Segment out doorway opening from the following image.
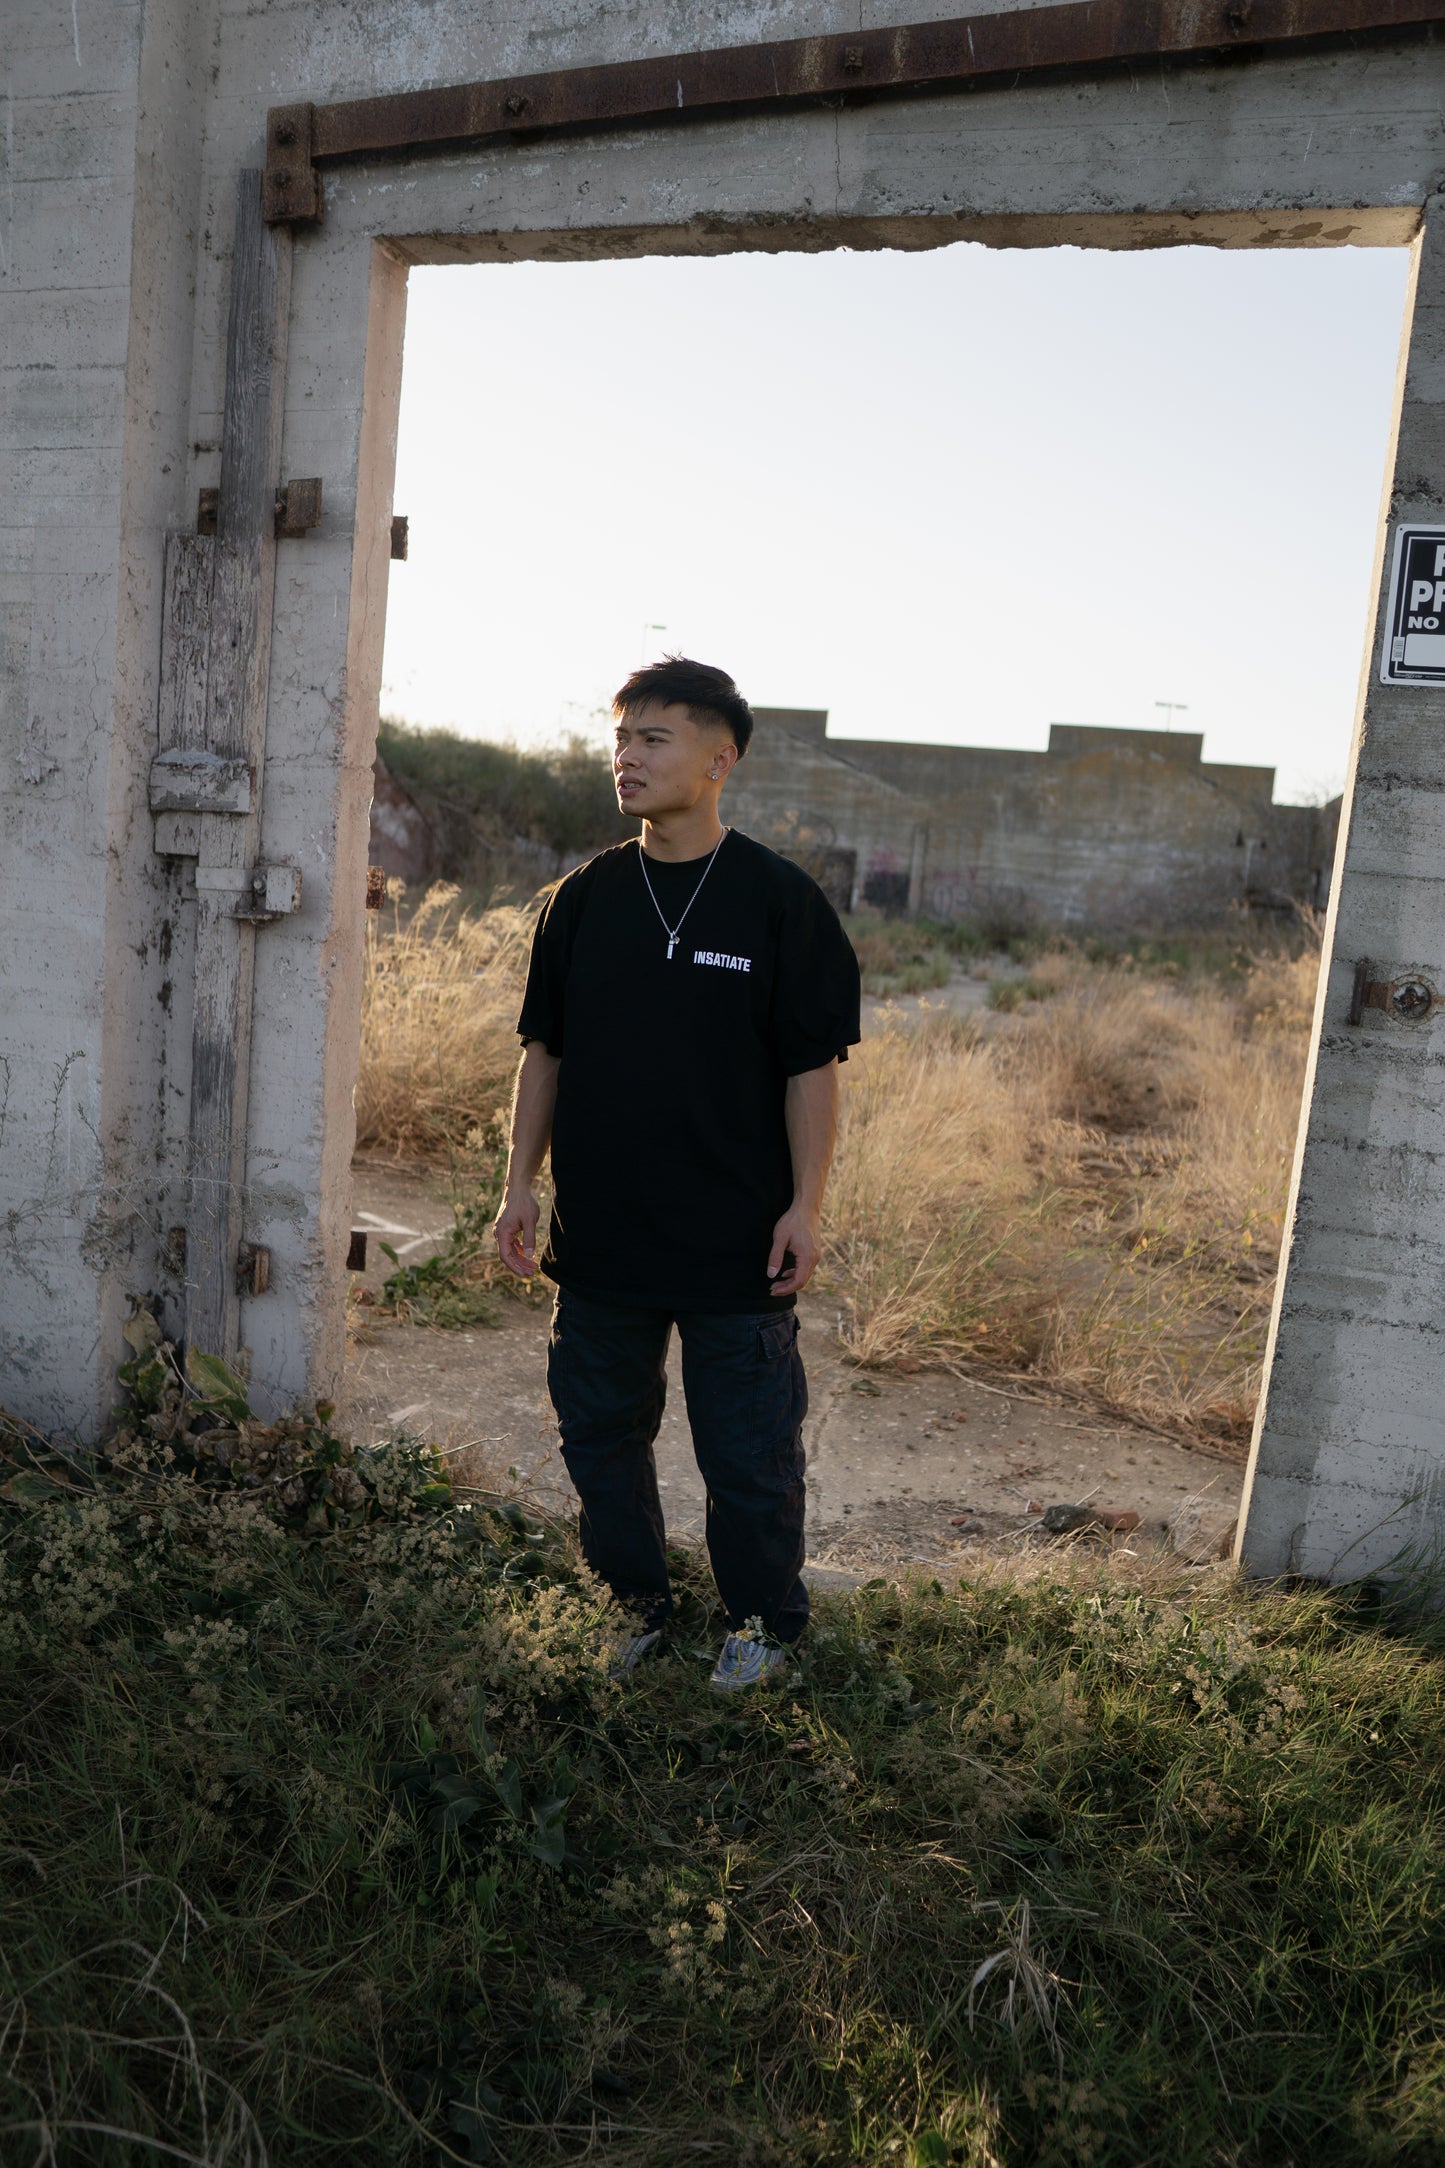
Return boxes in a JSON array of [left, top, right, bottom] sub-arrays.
[[346, 233, 1409, 1571]]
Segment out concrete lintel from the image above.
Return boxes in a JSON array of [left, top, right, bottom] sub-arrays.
[[398, 206, 1422, 264]]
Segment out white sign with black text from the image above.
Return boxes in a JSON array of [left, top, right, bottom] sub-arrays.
[[1382, 525, 1445, 685]]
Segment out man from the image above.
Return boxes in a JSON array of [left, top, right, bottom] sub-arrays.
[[493, 657, 860, 1690]]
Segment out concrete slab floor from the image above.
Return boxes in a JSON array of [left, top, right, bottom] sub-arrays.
[[342, 1160, 1243, 1576]]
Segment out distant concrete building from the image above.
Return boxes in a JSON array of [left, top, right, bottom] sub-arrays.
[[728, 711, 1338, 929]]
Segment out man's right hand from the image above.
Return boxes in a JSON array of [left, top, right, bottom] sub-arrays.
[[494, 1186, 541, 1278]]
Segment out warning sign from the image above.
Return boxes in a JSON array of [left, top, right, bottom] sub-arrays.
[[1382, 526, 1445, 685]]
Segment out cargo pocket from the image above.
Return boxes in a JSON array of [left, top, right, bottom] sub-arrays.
[[758, 1313, 798, 1365], [755, 1311, 807, 1473]]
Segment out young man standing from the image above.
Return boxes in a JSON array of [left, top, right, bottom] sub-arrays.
[[493, 658, 860, 1690]]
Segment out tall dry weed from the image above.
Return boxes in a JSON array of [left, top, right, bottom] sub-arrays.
[[355, 884, 532, 1161], [356, 895, 1317, 1446], [831, 948, 1317, 1444]]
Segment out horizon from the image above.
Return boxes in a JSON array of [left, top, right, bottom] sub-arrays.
[[380, 238, 1409, 809], [378, 706, 1344, 809]]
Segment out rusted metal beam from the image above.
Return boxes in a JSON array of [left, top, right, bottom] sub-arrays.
[[264, 0, 1442, 222]]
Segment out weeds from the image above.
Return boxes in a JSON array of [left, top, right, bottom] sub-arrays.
[[356, 884, 535, 1163], [4, 1342, 1445, 2164], [374, 1129, 535, 1328], [985, 976, 1054, 1014], [378, 719, 630, 879], [355, 887, 1318, 1443], [829, 949, 1317, 1443], [842, 918, 983, 997]]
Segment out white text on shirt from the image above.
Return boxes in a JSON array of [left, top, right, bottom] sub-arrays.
[[693, 950, 752, 972]]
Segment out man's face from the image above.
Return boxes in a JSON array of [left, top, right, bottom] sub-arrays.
[[612, 700, 730, 819]]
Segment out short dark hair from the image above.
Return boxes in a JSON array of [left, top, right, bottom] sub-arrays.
[[612, 655, 754, 759]]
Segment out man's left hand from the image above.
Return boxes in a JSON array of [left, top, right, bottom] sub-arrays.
[[767, 1205, 821, 1296]]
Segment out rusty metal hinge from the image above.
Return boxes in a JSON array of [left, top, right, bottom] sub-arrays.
[[390, 515, 409, 561], [1348, 960, 1438, 1025], [237, 1242, 271, 1298]]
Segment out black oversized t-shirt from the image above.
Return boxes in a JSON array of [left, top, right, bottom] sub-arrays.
[[515, 830, 861, 1312]]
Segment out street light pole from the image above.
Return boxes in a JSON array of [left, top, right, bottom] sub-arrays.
[[640, 622, 667, 666], [1155, 699, 1189, 733]]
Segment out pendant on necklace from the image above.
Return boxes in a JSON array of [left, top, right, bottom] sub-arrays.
[[666, 936, 676, 960]]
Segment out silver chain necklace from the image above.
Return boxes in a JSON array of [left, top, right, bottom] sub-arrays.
[[638, 828, 729, 960]]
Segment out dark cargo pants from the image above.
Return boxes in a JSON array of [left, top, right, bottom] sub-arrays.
[[546, 1287, 809, 1644]]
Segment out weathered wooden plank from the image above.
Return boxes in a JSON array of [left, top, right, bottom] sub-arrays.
[[206, 169, 292, 768], [217, 173, 291, 550], [156, 531, 213, 756], [183, 170, 293, 1365], [153, 812, 201, 856], [203, 539, 265, 772], [186, 871, 259, 1360]]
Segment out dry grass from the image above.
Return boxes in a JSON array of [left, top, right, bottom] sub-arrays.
[[831, 948, 1318, 1445], [355, 887, 1320, 1448], [355, 883, 535, 1162]]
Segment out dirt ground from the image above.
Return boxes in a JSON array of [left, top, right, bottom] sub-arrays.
[[342, 1159, 1244, 1578]]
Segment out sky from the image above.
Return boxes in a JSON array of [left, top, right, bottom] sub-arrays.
[[379, 240, 1412, 805]]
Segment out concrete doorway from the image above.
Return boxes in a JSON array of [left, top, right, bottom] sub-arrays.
[[6, 2, 1444, 1586]]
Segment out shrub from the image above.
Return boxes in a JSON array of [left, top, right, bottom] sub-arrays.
[[828, 952, 1314, 1442], [4, 1341, 1445, 2165], [378, 720, 630, 871]]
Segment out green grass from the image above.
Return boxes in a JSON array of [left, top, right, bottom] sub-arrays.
[[841, 915, 1324, 1005], [1078, 919, 1323, 987], [842, 918, 988, 997], [4, 1333, 1445, 2164], [985, 976, 1056, 1014]]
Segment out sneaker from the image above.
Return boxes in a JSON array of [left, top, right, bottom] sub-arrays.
[[709, 1633, 791, 1693], [609, 1628, 663, 1681]]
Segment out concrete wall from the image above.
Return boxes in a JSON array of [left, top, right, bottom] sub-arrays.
[[1, 0, 210, 1433], [730, 710, 1335, 927], [2, 0, 1440, 1467], [1239, 210, 1445, 1585]]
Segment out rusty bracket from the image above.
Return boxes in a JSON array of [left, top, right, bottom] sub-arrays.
[[390, 515, 409, 561], [197, 478, 323, 537], [276, 476, 324, 536], [264, 103, 321, 223], [262, 0, 1445, 226], [346, 1229, 369, 1271], [237, 1242, 271, 1298], [1348, 959, 1438, 1023], [234, 864, 303, 924], [365, 866, 388, 910]]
